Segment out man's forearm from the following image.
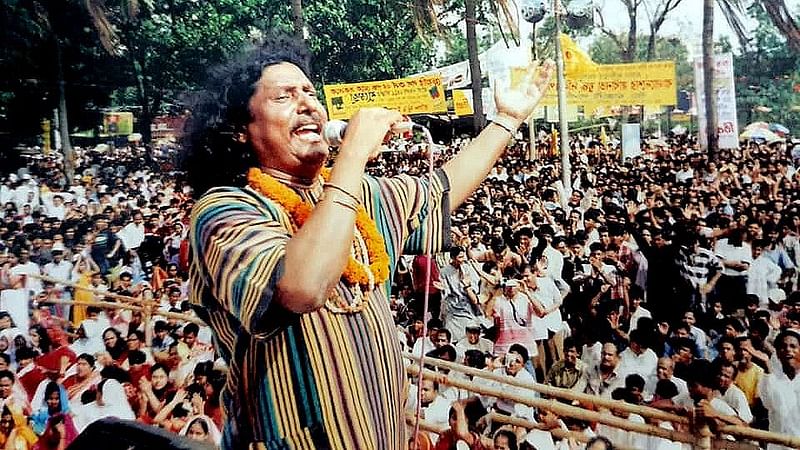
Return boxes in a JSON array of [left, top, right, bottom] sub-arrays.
[[278, 153, 366, 313]]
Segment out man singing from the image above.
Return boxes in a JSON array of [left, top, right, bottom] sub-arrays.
[[186, 34, 553, 449]]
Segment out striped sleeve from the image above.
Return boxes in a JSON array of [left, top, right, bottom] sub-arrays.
[[189, 187, 295, 338], [368, 168, 451, 258]]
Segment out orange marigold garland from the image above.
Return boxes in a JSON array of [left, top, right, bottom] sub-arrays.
[[246, 167, 390, 307]]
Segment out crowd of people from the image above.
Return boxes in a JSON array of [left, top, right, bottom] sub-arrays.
[[0, 146, 222, 449], [390, 133, 800, 450], [0, 128, 799, 450]]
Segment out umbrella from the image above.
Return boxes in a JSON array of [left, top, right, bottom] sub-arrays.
[[769, 123, 790, 135], [740, 128, 783, 142], [744, 121, 770, 131]]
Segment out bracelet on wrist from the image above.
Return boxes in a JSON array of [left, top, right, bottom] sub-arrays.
[[491, 115, 519, 135], [323, 182, 360, 204]]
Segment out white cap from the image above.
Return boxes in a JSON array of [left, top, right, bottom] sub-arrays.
[[769, 288, 787, 303]]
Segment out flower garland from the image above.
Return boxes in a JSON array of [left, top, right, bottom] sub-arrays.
[[247, 167, 390, 307]]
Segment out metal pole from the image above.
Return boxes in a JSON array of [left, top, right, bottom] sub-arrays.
[[529, 24, 537, 161], [554, 0, 571, 188]]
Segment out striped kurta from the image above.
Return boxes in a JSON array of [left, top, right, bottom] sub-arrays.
[[189, 169, 451, 450]]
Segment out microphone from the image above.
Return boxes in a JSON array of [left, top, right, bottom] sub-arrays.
[[323, 119, 416, 147]]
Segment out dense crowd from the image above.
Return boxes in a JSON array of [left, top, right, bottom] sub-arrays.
[[0, 130, 799, 450], [390, 133, 800, 450], [0, 146, 221, 449]]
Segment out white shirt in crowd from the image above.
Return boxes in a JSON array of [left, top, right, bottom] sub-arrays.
[[714, 239, 752, 277], [618, 347, 658, 379], [758, 364, 800, 450], [747, 255, 781, 307], [720, 384, 753, 424]]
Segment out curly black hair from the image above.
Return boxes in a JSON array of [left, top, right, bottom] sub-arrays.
[[182, 32, 312, 197]]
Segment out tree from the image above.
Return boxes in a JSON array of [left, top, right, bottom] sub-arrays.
[[595, 0, 687, 63], [734, 2, 800, 130], [758, 0, 800, 52], [413, 0, 520, 133], [0, 0, 112, 182], [643, 0, 685, 61]]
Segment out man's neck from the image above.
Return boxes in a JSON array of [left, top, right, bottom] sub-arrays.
[[260, 166, 319, 188]]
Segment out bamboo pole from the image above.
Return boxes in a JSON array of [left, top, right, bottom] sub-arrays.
[[404, 352, 689, 425], [407, 364, 696, 444], [38, 298, 203, 325], [487, 413, 637, 450], [30, 274, 159, 306], [404, 414, 448, 434], [718, 424, 800, 449]]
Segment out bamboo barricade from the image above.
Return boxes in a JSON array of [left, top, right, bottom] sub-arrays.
[[488, 413, 637, 450], [404, 414, 448, 434], [30, 274, 159, 306], [406, 357, 800, 449], [402, 414, 612, 449], [38, 298, 204, 325], [406, 364, 696, 444], [717, 424, 800, 449], [403, 352, 689, 426]]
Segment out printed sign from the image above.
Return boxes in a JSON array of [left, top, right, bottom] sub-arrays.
[[323, 75, 447, 120], [694, 53, 739, 149]]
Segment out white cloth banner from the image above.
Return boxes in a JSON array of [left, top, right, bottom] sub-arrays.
[[694, 53, 739, 149], [622, 123, 642, 160]]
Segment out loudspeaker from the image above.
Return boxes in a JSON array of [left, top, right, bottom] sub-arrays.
[[67, 418, 215, 450]]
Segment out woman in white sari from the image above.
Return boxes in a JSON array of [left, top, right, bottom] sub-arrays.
[[180, 415, 222, 447], [71, 378, 135, 432]]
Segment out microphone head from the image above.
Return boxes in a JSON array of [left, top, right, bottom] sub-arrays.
[[323, 120, 348, 147]]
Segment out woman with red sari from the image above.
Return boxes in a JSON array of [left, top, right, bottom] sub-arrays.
[[100, 328, 128, 367], [61, 354, 100, 405], [31, 326, 76, 380]]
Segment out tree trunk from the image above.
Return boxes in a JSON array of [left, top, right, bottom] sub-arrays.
[[465, 0, 484, 134], [54, 35, 75, 183], [624, 6, 638, 62], [291, 0, 304, 40], [133, 57, 153, 144], [702, 0, 718, 157], [646, 28, 657, 61]]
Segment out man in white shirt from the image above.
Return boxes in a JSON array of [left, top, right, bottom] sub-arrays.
[[618, 329, 657, 379], [42, 248, 73, 300], [757, 330, 800, 450], [747, 239, 782, 308], [407, 379, 453, 445], [14, 248, 42, 295], [687, 360, 747, 428], [714, 231, 752, 312], [715, 359, 753, 424], [454, 321, 493, 363], [627, 289, 651, 332], [117, 211, 146, 251], [645, 357, 688, 401], [491, 344, 536, 422], [583, 342, 627, 398]]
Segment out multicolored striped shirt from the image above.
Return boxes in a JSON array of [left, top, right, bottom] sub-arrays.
[[189, 169, 451, 450]]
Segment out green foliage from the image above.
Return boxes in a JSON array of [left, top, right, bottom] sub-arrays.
[[304, 0, 434, 82], [2, 0, 437, 144], [734, 2, 800, 131]]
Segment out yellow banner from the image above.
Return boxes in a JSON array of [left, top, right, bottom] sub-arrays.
[[514, 61, 677, 109], [453, 90, 473, 116], [323, 75, 447, 120]]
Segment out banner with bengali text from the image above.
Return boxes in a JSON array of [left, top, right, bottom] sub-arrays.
[[323, 75, 447, 120], [512, 61, 677, 109]]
